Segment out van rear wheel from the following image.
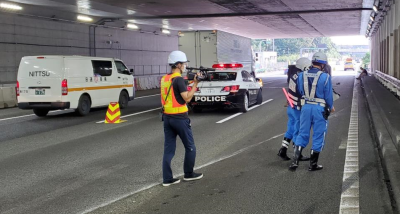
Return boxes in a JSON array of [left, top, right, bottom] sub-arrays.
[[33, 109, 49, 117], [76, 95, 91, 116], [119, 91, 129, 109]]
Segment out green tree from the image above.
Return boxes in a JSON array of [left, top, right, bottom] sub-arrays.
[[252, 37, 341, 61], [362, 52, 371, 68]]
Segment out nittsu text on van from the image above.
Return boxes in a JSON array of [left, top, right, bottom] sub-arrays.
[[29, 71, 51, 77]]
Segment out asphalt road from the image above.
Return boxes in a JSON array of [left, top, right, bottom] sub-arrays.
[[0, 73, 394, 214]]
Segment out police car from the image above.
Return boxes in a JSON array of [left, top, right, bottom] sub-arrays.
[[188, 63, 263, 113]]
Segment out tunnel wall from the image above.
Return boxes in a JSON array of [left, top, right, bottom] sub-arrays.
[[371, 1, 400, 80], [0, 13, 178, 85]]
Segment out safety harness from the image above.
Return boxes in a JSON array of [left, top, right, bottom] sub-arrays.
[[288, 73, 301, 110], [301, 70, 326, 107]]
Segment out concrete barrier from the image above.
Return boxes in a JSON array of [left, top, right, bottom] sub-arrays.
[[134, 75, 163, 91], [1, 87, 17, 108], [0, 88, 5, 109]]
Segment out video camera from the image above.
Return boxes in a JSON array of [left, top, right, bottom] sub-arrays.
[[187, 66, 215, 81]]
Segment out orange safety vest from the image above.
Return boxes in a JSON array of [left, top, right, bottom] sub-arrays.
[[161, 72, 188, 114]]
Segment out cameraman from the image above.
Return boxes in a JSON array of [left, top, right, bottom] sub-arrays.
[[161, 50, 203, 187]]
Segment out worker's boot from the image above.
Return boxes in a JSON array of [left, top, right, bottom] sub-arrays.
[[289, 145, 303, 171], [299, 152, 310, 161], [291, 141, 310, 161], [308, 150, 323, 171], [277, 137, 291, 161]]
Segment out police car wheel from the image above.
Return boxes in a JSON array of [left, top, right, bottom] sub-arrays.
[[240, 94, 249, 113], [119, 91, 129, 109], [256, 89, 263, 105], [33, 109, 49, 117], [76, 95, 91, 116]]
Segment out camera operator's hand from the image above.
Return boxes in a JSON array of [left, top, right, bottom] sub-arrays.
[[193, 74, 200, 84]]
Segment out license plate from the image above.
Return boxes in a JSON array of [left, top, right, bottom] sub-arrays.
[[204, 88, 214, 93], [194, 96, 226, 102], [35, 89, 45, 95]]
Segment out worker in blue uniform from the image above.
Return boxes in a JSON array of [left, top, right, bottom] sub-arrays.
[[289, 52, 335, 171], [278, 58, 312, 162]]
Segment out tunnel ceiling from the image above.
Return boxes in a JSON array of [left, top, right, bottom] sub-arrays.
[[5, 0, 374, 38]]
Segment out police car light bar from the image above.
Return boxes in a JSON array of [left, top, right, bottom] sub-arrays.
[[212, 64, 243, 69]]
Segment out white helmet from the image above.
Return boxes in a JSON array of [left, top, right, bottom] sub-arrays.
[[311, 52, 328, 65], [295, 57, 312, 71], [168, 50, 188, 65]]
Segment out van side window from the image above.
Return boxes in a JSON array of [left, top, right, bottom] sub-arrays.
[[92, 60, 112, 77], [115, 61, 130, 75]]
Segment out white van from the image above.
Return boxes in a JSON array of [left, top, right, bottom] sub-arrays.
[[17, 56, 135, 117]]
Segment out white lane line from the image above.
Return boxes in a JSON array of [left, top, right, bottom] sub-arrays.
[[216, 99, 273, 124], [79, 133, 284, 214], [339, 78, 359, 214], [96, 107, 161, 123], [135, 94, 160, 99], [0, 110, 65, 122], [0, 94, 159, 123], [216, 113, 243, 124]]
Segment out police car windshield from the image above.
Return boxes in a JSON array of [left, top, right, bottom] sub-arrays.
[[208, 72, 237, 81]]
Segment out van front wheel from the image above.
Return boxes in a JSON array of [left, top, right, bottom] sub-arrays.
[[76, 95, 91, 116], [119, 91, 129, 109], [33, 109, 49, 117]]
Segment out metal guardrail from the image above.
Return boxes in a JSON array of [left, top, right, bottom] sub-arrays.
[[374, 70, 400, 96], [130, 65, 169, 76]]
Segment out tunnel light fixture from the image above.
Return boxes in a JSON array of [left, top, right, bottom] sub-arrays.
[[370, 15, 375, 21], [162, 29, 171, 34], [0, 2, 22, 10], [162, 25, 169, 29], [77, 15, 93, 22], [373, 5, 379, 12], [127, 23, 139, 29]]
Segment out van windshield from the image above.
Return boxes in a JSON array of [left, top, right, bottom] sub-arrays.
[[208, 72, 237, 81]]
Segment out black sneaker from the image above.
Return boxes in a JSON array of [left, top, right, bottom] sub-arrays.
[[183, 172, 203, 181], [162, 178, 180, 187]]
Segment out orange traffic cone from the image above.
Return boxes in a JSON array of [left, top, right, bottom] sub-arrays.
[[105, 102, 121, 124]]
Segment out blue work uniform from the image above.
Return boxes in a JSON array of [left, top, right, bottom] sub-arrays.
[[284, 73, 302, 144], [295, 67, 333, 152]]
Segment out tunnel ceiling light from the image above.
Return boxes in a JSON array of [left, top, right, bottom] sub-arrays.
[[77, 15, 93, 22], [162, 29, 170, 34], [127, 23, 139, 29], [373, 5, 379, 12], [162, 25, 169, 29], [370, 15, 375, 21], [0, 2, 22, 10]]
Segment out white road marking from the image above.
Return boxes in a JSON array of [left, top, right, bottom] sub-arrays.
[[135, 94, 160, 99], [0, 94, 159, 123], [79, 133, 284, 214], [0, 110, 65, 122], [339, 78, 359, 214], [216, 113, 242, 124], [216, 99, 273, 124], [96, 107, 161, 123]]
